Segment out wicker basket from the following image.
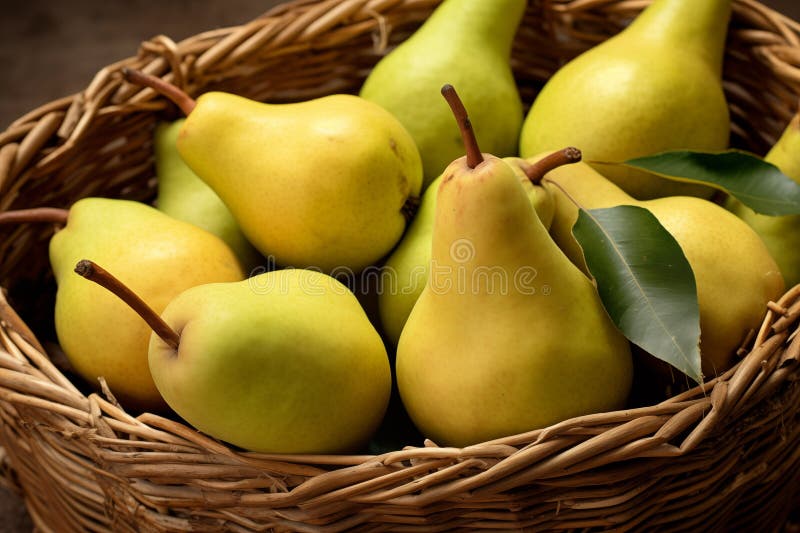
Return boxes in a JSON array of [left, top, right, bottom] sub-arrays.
[[1, 0, 799, 530]]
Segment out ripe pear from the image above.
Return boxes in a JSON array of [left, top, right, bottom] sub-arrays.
[[379, 158, 557, 346], [360, 0, 526, 187], [155, 120, 262, 271], [396, 87, 632, 446], [397, 155, 633, 446], [505, 156, 558, 230], [726, 112, 800, 286], [77, 261, 391, 454], [520, 0, 733, 199], [49, 199, 244, 410], [124, 69, 422, 274], [542, 162, 785, 377]]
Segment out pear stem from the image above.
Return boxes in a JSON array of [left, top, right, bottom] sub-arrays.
[[441, 84, 483, 169], [0, 207, 69, 226], [74, 259, 181, 351], [401, 195, 421, 222], [521, 147, 583, 184], [122, 68, 196, 115]]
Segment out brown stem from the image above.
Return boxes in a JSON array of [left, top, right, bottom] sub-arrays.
[[122, 68, 196, 115], [74, 259, 181, 351], [0, 207, 69, 226], [440, 84, 483, 169], [401, 195, 421, 223], [521, 147, 583, 184]]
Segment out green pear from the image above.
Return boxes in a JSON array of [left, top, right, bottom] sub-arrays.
[[543, 162, 785, 377], [91, 266, 389, 454], [396, 155, 632, 446], [360, 0, 526, 187], [726, 112, 800, 286], [520, 0, 733, 199], [122, 69, 422, 274], [378, 157, 555, 345], [155, 120, 262, 271], [49, 198, 244, 410]]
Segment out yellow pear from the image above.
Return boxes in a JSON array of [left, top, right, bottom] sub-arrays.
[[396, 87, 632, 446], [726, 111, 800, 286], [46, 198, 244, 410], [75, 262, 390, 453], [124, 69, 422, 274], [520, 0, 733, 199], [154, 119, 262, 271], [543, 162, 784, 376], [379, 157, 559, 345]]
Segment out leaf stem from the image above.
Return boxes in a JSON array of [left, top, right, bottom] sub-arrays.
[[542, 176, 587, 212], [74, 259, 181, 351], [0, 207, 69, 225], [122, 68, 196, 115], [440, 84, 483, 169], [521, 147, 582, 183]]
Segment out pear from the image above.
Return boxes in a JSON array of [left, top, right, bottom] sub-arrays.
[[520, 0, 733, 199], [542, 162, 785, 377], [378, 156, 563, 346], [155, 120, 262, 271], [0, 198, 245, 411], [505, 156, 559, 230], [379, 176, 439, 345], [360, 0, 526, 188], [124, 69, 422, 274], [396, 87, 632, 446], [76, 261, 391, 454], [726, 111, 800, 286]]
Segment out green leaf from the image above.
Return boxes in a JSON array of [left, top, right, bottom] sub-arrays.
[[619, 150, 800, 216], [573, 205, 702, 383]]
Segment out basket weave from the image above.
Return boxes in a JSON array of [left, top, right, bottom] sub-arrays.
[[1, 0, 800, 530]]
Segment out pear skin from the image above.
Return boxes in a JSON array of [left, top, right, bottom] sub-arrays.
[[379, 160, 554, 345], [177, 93, 422, 273], [378, 175, 439, 345], [520, 0, 733, 199], [360, 0, 525, 187], [397, 156, 632, 447], [155, 120, 262, 272], [543, 162, 785, 377], [726, 113, 800, 286], [148, 269, 391, 454], [51, 198, 244, 411]]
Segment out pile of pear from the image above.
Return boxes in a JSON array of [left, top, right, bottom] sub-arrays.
[[0, 0, 794, 453], [2, 65, 426, 453], [365, 0, 787, 445]]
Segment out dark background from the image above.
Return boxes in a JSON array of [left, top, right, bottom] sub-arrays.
[[2, 0, 800, 129], [1, 0, 799, 531]]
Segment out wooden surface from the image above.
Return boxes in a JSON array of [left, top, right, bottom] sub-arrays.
[[0, 0, 798, 531]]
